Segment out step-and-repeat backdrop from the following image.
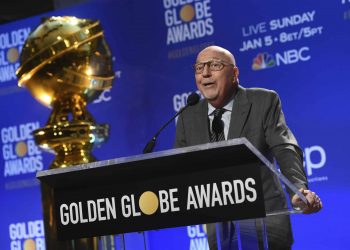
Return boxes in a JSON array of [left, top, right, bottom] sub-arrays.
[[1, 0, 348, 249]]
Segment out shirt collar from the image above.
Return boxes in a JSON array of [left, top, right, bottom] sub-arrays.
[[208, 97, 234, 116]]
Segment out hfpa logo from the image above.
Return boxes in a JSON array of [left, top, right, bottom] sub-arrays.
[[303, 145, 326, 176]]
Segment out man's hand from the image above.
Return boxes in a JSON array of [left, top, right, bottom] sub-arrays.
[[291, 188, 323, 214]]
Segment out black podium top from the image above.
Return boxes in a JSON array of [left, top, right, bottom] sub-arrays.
[[37, 138, 266, 189]]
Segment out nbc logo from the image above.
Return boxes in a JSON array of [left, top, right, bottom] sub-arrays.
[[252, 47, 311, 70], [252, 52, 275, 70]]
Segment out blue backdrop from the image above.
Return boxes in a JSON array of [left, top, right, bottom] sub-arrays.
[[0, 0, 349, 249]]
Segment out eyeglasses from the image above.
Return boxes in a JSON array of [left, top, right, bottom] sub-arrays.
[[193, 59, 235, 74]]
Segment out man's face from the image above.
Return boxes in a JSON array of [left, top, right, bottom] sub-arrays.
[[195, 48, 238, 108]]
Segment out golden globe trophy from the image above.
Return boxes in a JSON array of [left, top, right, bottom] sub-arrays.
[[16, 16, 115, 249]]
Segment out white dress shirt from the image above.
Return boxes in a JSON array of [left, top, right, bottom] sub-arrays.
[[208, 98, 234, 140]]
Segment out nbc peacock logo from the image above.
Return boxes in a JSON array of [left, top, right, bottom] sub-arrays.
[[252, 52, 275, 70]]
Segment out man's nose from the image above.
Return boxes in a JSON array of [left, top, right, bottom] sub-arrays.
[[202, 64, 211, 77]]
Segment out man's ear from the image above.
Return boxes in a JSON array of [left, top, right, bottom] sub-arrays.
[[233, 66, 239, 78], [233, 66, 239, 83]]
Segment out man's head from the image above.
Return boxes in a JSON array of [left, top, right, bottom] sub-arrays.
[[194, 46, 239, 108]]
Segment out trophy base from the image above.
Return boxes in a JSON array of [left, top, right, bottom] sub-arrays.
[[33, 122, 108, 168]]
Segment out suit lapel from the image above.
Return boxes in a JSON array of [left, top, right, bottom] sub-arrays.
[[194, 99, 210, 143], [228, 86, 252, 139]]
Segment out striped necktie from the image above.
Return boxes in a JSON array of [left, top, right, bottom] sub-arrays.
[[210, 108, 226, 142]]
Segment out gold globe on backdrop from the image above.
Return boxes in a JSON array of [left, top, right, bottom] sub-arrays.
[[180, 4, 196, 22]]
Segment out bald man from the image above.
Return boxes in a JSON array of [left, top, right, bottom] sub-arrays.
[[174, 46, 322, 249]]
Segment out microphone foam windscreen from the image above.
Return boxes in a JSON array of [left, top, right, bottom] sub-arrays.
[[187, 92, 200, 106]]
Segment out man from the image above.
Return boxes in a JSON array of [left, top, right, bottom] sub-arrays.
[[174, 46, 322, 249]]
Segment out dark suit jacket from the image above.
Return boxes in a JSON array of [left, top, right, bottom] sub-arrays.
[[174, 86, 308, 247]]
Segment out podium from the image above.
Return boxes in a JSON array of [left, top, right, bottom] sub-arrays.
[[36, 138, 306, 249]]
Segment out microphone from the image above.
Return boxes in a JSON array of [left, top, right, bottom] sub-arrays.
[[143, 92, 200, 154]]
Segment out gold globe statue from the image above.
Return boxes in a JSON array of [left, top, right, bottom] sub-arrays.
[[16, 16, 115, 249], [16, 16, 114, 168]]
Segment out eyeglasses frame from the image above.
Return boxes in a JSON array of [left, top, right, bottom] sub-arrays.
[[193, 59, 235, 74]]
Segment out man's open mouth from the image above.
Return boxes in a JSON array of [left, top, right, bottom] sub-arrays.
[[203, 82, 214, 86]]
